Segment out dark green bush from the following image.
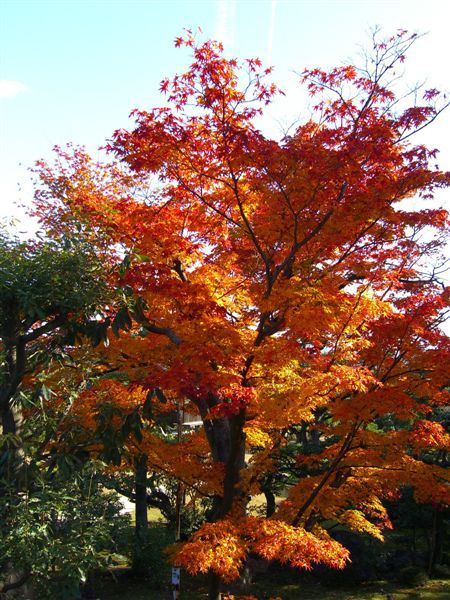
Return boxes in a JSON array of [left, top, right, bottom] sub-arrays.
[[432, 564, 450, 579], [396, 565, 429, 587], [0, 469, 130, 599], [131, 524, 173, 588]]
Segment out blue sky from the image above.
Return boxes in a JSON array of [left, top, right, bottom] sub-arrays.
[[1, 0, 449, 227]]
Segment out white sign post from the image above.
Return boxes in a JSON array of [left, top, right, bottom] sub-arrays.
[[171, 566, 181, 599]]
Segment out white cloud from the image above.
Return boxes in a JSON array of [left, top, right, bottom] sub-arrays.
[[0, 80, 28, 98]]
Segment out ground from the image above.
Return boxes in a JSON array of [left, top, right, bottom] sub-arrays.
[[95, 573, 450, 599], [108, 504, 449, 599]]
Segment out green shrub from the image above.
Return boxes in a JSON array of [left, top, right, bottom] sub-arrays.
[[131, 524, 173, 588], [0, 470, 130, 599], [396, 565, 429, 587], [432, 563, 450, 579]]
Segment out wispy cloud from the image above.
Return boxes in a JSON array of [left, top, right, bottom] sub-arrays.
[[267, 0, 277, 65], [0, 80, 28, 98], [215, 0, 236, 47]]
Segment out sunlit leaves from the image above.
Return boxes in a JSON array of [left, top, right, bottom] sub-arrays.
[[170, 517, 349, 581]]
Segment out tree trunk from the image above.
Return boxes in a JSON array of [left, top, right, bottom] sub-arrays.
[[428, 507, 443, 575], [199, 398, 231, 522], [0, 407, 32, 599], [220, 410, 246, 518], [208, 571, 222, 600], [0, 335, 25, 494], [1, 403, 19, 435], [133, 454, 149, 575], [0, 401, 25, 498], [200, 405, 247, 599], [262, 475, 276, 518]]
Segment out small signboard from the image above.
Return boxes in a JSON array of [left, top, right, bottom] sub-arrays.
[[171, 566, 181, 599]]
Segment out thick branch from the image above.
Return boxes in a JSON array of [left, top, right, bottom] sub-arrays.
[[291, 421, 360, 526], [0, 570, 31, 594], [268, 182, 347, 294], [173, 258, 188, 282], [20, 314, 66, 343]]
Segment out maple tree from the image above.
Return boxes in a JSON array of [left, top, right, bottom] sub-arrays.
[[32, 30, 450, 598]]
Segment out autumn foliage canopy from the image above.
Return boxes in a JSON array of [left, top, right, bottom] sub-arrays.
[[33, 30, 450, 583]]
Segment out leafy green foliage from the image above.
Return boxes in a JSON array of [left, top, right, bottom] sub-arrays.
[[0, 464, 130, 599], [0, 230, 108, 332], [396, 565, 429, 586]]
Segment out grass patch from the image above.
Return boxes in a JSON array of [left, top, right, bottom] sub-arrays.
[[94, 575, 450, 599], [99, 510, 450, 599]]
